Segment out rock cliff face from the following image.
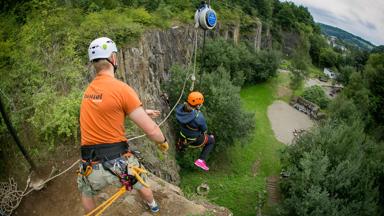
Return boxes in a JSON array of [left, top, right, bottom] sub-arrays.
[[115, 23, 263, 185], [116, 26, 197, 185]]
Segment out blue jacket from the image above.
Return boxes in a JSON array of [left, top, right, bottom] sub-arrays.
[[175, 104, 207, 138]]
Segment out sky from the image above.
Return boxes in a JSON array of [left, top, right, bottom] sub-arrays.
[[283, 0, 384, 45]]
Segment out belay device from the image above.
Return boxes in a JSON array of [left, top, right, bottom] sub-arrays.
[[194, 1, 217, 30]]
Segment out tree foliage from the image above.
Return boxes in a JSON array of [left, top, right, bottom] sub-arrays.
[[0, 3, 161, 154], [274, 2, 314, 31], [309, 34, 328, 66], [276, 117, 384, 216], [336, 66, 355, 85], [203, 38, 281, 85], [319, 48, 341, 68], [276, 51, 384, 216], [364, 53, 384, 126]]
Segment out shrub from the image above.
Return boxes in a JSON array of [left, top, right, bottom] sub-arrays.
[[203, 38, 281, 85], [79, 9, 144, 49], [247, 50, 281, 82], [302, 85, 330, 109], [276, 118, 383, 216]]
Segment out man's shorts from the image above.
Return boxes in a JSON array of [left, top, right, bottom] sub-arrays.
[[77, 155, 147, 197]]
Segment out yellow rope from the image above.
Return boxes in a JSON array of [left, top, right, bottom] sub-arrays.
[[131, 166, 150, 188], [84, 165, 149, 216], [85, 186, 126, 216]]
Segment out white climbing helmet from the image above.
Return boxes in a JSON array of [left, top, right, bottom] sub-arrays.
[[88, 37, 118, 62]]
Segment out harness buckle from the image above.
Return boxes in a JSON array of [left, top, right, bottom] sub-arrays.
[[78, 160, 98, 177]]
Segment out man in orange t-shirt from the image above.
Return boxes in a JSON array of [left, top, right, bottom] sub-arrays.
[[77, 37, 168, 214]]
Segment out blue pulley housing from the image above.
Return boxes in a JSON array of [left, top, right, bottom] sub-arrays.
[[195, 4, 217, 30]]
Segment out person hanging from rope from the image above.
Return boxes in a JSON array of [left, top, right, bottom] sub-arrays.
[[175, 91, 215, 171], [77, 37, 169, 214]]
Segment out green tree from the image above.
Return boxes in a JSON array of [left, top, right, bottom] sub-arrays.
[[309, 34, 328, 66], [275, 2, 296, 30], [365, 53, 384, 125], [336, 65, 355, 85], [203, 38, 280, 85], [319, 48, 341, 68]]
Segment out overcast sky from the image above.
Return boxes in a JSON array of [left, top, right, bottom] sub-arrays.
[[283, 0, 384, 45]]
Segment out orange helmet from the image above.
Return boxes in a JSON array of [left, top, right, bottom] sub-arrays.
[[187, 91, 204, 106]]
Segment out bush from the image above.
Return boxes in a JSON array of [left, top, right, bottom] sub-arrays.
[[203, 38, 281, 85], [29, 90, 82, 148], [302, 85, 330, 109], [276, 118, 383, 216], [79, 9, 144, 49], [247, 50, 281, 82]]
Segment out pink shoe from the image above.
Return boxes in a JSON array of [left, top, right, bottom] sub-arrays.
[[194, 159, 209, 171]]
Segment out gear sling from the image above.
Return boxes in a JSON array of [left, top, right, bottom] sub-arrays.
[[78, 141, 148, 190]]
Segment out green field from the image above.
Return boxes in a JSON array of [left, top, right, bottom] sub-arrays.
[[180, 76, 286, 215]]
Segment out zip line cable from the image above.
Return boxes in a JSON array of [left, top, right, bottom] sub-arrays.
[[190, 29, 199, 92]]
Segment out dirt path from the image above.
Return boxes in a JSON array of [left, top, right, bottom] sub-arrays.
[[267, 100, 314, 145], [266, 176, 280, 205]]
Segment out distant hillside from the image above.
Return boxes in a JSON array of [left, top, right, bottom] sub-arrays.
[[319, 23, 375, 50]]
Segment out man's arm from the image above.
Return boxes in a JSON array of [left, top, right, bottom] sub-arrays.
[[129, 106, 165, 143]]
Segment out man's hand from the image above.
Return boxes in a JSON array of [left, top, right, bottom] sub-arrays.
[[145, 109, 161, 118], [157, 141, 169, 153]]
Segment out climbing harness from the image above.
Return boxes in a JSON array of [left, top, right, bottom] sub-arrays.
[[177, 132, 209, 151], [77, 160, 97, 177], [80, 141, 129, 161], [78, 147, 150, 216], [101, 154, 149, 191]]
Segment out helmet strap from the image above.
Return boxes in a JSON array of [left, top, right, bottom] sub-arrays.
[[106, 58, 118, 74]]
